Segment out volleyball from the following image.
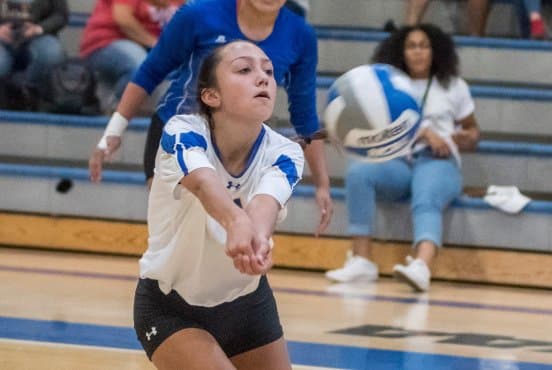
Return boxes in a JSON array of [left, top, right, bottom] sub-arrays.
[[324, 64, 422, 162]]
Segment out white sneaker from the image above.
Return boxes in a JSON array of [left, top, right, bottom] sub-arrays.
[[393, 256, 431, 292], [325, 254, 379, 283]]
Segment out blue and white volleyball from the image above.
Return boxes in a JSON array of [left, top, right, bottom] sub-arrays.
[[324, 64, 422, 162]]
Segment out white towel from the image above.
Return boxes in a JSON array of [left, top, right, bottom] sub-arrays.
[[483, 185, 531, 214]]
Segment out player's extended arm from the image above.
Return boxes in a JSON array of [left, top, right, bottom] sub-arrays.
[[245, 194, 280, 240], [89, 83, 148, 182], [242, 194, 280, 274], [180, 167, 253, 253], [180, 168, 268, 275]]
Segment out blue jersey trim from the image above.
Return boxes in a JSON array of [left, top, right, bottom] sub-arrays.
[[161, 131, 208, 154], [179, 131, 208, 151], [160, 131, 176, 154], [213, 127, 266, 178], [175, 144, 188, 175], [273, 154, 300, 189], [161, 130, 208, 175], [241, 127, 266, 177]]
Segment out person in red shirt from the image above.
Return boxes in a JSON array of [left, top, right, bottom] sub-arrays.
[[0, 0, 68, 100], [80, 0, 182, 111]]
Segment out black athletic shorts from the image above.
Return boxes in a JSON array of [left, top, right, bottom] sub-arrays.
[[133, 276, 283, 360]]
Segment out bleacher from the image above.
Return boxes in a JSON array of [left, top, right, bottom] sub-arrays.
[[1, 0, 552, 288]]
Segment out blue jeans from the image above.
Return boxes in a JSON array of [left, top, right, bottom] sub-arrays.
[[522, 0, 541, 14], [0, 35, 65, 87], [345, 150, 462, 248], [515, 0, 542, 37], [87, 40, 148, 99]]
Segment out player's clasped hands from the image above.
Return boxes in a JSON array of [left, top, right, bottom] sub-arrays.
[[224, 214, 273, 276]]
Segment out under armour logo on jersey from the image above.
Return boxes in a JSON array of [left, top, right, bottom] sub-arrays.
[[227, 181, 241, 190], [146, 327, 157, 341], [214, 35, 227, 44]]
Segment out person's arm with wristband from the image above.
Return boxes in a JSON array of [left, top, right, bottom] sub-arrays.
[[89, 83, 150, 182], [89, 4, 196, 182]]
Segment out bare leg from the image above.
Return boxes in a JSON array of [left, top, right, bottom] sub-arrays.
[[414, 240, 437, 265], [230, 337, 291, 370], [405, 0, 431, 25], [393, 240, 436, 291], [467, 0, 490, 36], [352, 236, 374, 260], [152, 328, 236, 370], [326, 236, 379, 282], [523, 0, 542, 15]]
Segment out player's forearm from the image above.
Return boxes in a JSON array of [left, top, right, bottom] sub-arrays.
[[245, 194, 280, 239], [304, 140, 330, 189], [115, 83, 149, 121], [180, 168, 246, 229]]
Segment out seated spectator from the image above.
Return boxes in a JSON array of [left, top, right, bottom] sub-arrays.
[[325, 24, 480, 292], [404, 0, 490, 36], [520, 0, 548, 39], [80, 0, 182, 112], [0, 0, 68, 96]]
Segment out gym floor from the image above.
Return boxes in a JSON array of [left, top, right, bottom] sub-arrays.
[[1, 246, 551, 370]]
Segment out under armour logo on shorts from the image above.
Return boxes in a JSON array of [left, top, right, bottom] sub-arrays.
[[146, 327, 157, 341]]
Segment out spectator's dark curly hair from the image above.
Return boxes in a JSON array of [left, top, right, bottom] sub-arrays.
[[372, 23, 458, 88]]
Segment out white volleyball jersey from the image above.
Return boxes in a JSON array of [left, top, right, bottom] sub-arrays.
[[139, 114, 304, 307], [410, 77, 475, 164]]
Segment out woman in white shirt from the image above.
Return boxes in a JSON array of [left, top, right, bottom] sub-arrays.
[[134, 40, 303, 369], [326, 24, 480, 292]]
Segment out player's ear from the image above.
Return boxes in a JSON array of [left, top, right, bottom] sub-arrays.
[[200, 88, 221, 110]]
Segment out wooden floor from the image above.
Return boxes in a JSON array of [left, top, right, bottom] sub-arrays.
[[3, 212, 552, 288], [1, 246, 552, 370]]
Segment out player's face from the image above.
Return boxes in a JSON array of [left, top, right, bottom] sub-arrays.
[[243, 0, 286, 14], [215, 42, 276, 122], [404, 30, 433, 79]]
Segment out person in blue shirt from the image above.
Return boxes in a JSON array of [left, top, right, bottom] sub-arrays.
[[89, 0, 333, 235]]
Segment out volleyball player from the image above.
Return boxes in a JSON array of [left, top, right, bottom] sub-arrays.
[[133, 40, 301, 369]]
